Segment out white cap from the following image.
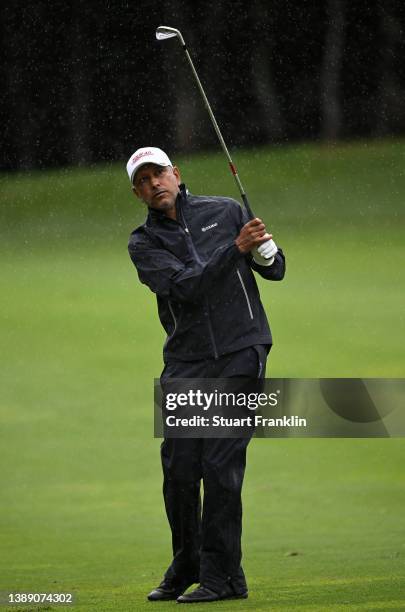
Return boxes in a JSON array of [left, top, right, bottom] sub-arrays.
[[126, 147, 172, 184]]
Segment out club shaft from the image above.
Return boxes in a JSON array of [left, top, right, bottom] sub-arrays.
[[181, 45, 255, 219]]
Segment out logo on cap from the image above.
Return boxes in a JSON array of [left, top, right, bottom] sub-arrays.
[[132, 150, 154, 164]]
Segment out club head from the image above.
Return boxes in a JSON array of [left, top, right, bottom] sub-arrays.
[[156, 26, 185, 46]]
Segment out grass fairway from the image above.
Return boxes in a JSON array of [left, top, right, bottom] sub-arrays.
[[1, 140, 405, 611]]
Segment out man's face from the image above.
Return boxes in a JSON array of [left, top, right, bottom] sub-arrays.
[[132, 163, 181, 217]]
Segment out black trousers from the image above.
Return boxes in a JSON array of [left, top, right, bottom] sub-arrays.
[[160, 344, 268, 593]]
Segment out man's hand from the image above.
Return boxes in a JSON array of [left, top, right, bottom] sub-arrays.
[[235, 218, 272, 254]]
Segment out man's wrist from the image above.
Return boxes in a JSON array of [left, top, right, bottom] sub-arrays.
[[234, 239, 249, 256], [253, 253, 275, 267]]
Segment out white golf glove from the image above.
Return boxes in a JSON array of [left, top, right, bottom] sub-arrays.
[[252, 237, 278, 267]]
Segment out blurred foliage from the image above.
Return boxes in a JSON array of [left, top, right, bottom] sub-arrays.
[[1, 1, 405, 170]]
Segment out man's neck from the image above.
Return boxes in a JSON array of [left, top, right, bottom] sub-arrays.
[[165, 206, 177, 221]]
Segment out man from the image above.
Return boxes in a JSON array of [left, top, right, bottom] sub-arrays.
[[126, 147, 285, 603]]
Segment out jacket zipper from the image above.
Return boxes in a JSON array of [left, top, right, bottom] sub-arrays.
[[204, 302, 219, 359], [178, 197, 219, 359], [236, 268, 254, 320], [167, 300, 177, 334]]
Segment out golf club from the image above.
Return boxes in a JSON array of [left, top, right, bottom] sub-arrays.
[[156, 25, 255, 219]]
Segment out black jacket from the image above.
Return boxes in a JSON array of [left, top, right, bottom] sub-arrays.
[[128, 184, 285, 362]]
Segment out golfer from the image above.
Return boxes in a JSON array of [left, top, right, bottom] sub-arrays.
[[126, 147, 285, 603]]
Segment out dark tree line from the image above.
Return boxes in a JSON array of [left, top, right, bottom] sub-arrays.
[[1, 0, 405, 171]]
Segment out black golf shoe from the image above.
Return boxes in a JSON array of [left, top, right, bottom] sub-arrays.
[[147, 578, 195, 601], [177, 584, 248, 603]]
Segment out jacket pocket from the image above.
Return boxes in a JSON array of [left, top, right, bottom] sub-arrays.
[[236, 268, 254, 320]]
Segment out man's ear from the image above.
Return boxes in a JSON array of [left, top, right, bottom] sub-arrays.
[[132, 185, 141, 199], [173, 166, 181, 185]]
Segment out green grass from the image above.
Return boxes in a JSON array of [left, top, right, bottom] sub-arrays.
[[1, 139, 405, 610]]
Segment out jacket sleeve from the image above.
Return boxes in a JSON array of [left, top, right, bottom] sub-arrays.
[[128, 232, 243, 303], [248, 249, 286, 280]]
